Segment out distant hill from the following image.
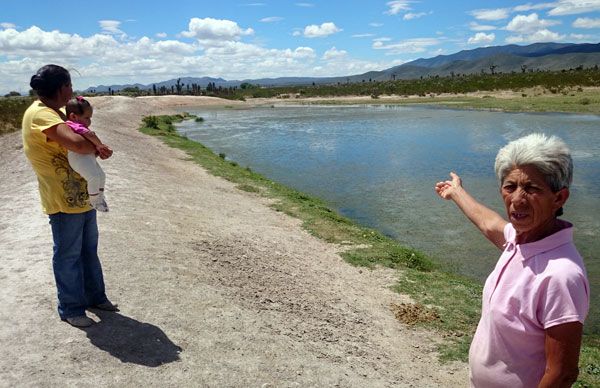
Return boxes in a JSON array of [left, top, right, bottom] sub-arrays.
[[84, 42, 600, 93]]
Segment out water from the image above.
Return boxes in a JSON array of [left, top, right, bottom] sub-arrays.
[[177, 104, 600, 333]]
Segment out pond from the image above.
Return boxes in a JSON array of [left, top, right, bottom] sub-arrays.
[[177, 104, 600, 333]]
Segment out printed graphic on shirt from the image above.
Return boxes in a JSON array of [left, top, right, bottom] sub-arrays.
[[51, 152, 88, 208]]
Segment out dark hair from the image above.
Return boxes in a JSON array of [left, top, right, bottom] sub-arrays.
[[29, 64, 71, 98], [66, 96, 92, 116]]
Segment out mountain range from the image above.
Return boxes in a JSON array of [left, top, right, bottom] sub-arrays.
[[85, 42, 600, 93]]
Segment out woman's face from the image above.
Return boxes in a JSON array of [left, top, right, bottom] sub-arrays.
[[501, 165, 569, 242], [58, 81, 73, 105]]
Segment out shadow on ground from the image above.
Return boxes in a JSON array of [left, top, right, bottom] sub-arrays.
[[81, 309, 182, 367]]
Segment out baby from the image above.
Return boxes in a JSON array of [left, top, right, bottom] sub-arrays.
[[65, 96, 111, 212]]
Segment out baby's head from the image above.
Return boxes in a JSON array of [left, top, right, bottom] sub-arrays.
[[66, 96, 93, 127]]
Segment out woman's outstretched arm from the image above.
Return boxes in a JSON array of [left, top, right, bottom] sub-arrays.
[[435, 172, 507, 250]]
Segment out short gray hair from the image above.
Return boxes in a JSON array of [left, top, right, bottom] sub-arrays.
[[494, 133, 573, 192]]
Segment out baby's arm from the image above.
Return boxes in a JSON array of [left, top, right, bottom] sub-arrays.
[[81, 130, 103, 147], [81, 131, 113, 159]]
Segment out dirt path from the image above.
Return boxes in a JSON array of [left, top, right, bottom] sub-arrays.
[[0, 96, 468, 387]]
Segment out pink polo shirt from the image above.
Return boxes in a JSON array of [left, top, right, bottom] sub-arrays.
[[469, 221, 589, 388]]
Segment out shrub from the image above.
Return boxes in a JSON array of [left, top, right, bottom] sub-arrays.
[[142, 116, 159, 129]]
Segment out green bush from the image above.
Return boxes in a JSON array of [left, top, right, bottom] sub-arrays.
[[142, 116, 160, 129]]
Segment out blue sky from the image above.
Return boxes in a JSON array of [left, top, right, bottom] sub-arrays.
[[1, 0, 599, 93]]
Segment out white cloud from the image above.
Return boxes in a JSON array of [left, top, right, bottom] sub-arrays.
[[181, 18, 254, 44], [295, 2, 314, 7], [302, 22, 341, 38], [385, 1, 413, 15], [470, 8, 510, 21], [1, 22, 16, 29], [0, 23, 418, 95], [573, 17, 600, 28], [322, 47, 348, 60], [99, 20, 124, 35], [469, 22, 497, 31], [0, 26, 119, 58], [352, 33, 375, 38], [570, 32, 594, 40], [369, 22, 384, 27], [403, 12, 428, 20], [260, 16, 283, 23], [156, 32, 167, 38], [506, 29, 565, 43], [468, 32, 496, 45], [549, 0, 600, 15], [372, 37, 440, 54], [242, 2, 266, 6], [505, 13, 561, 34], [513, 2, 556, 12]]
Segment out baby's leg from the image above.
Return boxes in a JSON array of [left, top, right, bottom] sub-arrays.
[[67, 152, 104, 194]]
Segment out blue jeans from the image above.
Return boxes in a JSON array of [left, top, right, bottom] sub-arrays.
[[49, 210, 108, 319]]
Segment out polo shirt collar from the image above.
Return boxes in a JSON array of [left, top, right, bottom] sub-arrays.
[[507, 220, 573, 260]]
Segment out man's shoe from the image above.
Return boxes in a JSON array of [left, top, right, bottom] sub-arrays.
[[93, 301, 119, 311], [65, 315, 94, 327]]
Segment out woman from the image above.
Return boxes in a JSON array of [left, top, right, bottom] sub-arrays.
[[435, 133, 589, 387], [22, 64, 117, 327]]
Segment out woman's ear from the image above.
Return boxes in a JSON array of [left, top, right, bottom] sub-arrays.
[[555, 187, 570, 209]]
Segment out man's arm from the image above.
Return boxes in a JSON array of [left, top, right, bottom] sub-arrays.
[[43, 123, 96, 154], [538, 322, 583, 388]]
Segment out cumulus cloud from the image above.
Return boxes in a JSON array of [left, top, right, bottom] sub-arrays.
[[385, 1, 413, 15], [0, 26, 118, 58], [403, 12, 428, 20], [156, 32, 167, 38], [573, 17, 600, 28], [5, 23, 395, 94], [469, 22, 496, 31], [570, 32, 594, 40], [505, 29, 565, 43], [468, 32, 496, 45], [372, 37, 440, 54], [302, 22, 341, 38], [505, 13, 561, 34], [322, 47, 348, 60], [470, 8, 510, 21], [260, 16, 283, 23], [549, 0, 600, 15], [181, 18, 254, 43], [1, 22, 16, 29]]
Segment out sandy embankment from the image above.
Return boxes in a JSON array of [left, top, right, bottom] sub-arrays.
[[0, 96, 468, 387]]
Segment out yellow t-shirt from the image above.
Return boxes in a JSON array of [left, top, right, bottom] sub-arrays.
[[22, 100, 91, 214]]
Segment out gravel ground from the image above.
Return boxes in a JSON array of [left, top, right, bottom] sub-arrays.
[[0, 96, 468, 387]]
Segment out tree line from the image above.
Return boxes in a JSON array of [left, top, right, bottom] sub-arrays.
[[83, 66, 600, 100]]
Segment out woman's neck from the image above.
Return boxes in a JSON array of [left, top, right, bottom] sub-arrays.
[[515, 218, 563, 244], [39, 96, 63, 111]]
